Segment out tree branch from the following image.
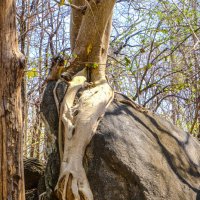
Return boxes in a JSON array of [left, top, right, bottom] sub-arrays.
[[54, 0, 87, 12]]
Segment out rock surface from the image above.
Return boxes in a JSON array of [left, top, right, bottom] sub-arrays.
[[40, 81, 200, 200], [24, 158, 45, 200], [25, 189, 38, 200], [24, 158, 45, 190]]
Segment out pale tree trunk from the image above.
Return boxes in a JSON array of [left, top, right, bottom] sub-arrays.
[[35, 17, 44, 159], [30, 127, 36, 157], [23, 0, 32, 157], [42, 1, 116, 200], [190, 0, 200, 135], [61, 0, 115, 82], [170, 53, 177, 125], [0, 0, 25, 199], [19, 0, 28, 158], [30, 111, 42, 159]]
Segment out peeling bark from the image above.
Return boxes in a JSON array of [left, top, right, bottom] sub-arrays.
[[47, 1, 116, 200], [54, 75, 113, 200]]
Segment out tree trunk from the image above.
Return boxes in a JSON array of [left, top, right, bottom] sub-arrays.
[[19, 0, 28, 158], [41, 1, 116, 200], [0, 0, 25, 199]]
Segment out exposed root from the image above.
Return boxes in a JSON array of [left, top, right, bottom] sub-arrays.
[[58, 75, 87, 161], [55, 158, 93, 200], [54, 76, 114, 200], [53, 79, 63, 114], [39, 192, 47, 200]]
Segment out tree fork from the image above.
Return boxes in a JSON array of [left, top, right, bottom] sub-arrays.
[[61, 0, 115, 82]]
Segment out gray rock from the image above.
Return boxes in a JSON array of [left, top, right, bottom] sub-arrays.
[[24, 158, 44, 190], [85, 93, 200, 200], [41, 81, 200, 200], [25, 189, 38, 200]]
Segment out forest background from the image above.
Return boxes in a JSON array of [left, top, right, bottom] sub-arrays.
[[17, 0, 200, 161]]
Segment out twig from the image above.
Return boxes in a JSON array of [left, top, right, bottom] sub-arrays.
[[54, 0, 87, 12]]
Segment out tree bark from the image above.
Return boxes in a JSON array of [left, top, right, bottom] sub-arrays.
[[0, 0, 25, 199], [49, 1, 116, 200], [62, 0, 115, 82]]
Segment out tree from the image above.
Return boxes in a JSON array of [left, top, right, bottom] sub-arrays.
[[46, 0, 116, 199], [0, 0, 25, 199], [1, 0, 199, 198], [20, 0, 200, 162]]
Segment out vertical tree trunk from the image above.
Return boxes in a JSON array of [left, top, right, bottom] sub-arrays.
[[52, 1, 115, 200], [0, 0, 25, 199], [18, 0, 27, 135], [170, 53, 177, 125], [30, 125, 36, 158], [19, 0, 28, 158], [23, 0, 31, 157], [35, 20, 44, 159], [190, 0, 200, 135]]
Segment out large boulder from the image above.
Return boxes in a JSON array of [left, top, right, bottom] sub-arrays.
[[24, 158, 45, 200], [25, 189, 38, 200], [40, 81, 200, 200], [24, 158, 45, 190]]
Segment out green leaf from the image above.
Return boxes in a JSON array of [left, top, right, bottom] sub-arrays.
[[87, 44, 92, 55], [72, 53, 78, 58], [59, 0, 65, 6], [92, 63, 99, 69], [124, 56, 131, 66], [156, 11, 164, 19], [27, 68, 38, 79], [64, 60, 68, 66]]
